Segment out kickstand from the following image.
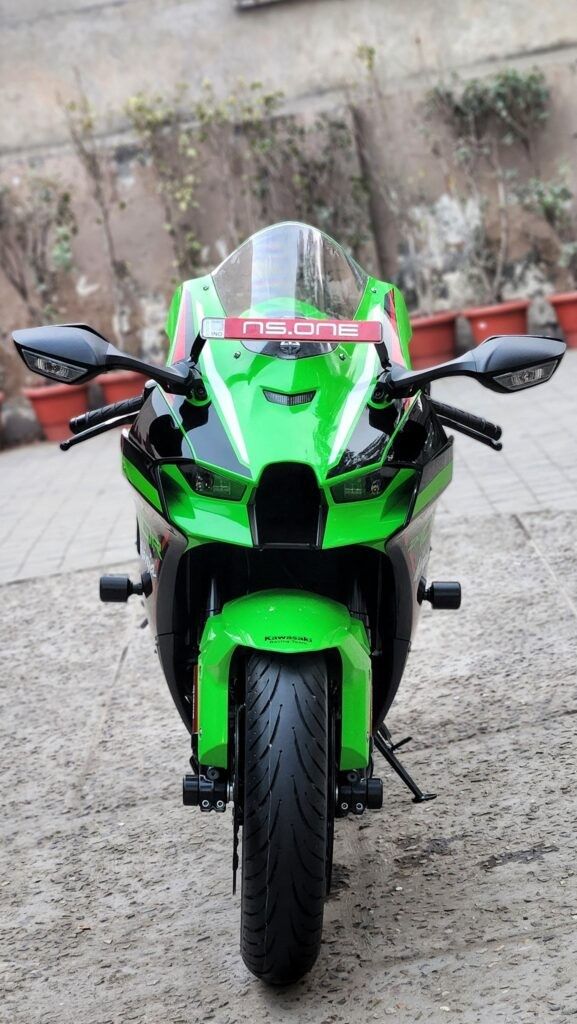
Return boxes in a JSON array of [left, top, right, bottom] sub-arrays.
[[374, 725, 437, 804]]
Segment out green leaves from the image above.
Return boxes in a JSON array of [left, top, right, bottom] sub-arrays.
[[124, 81, 370, 276], [428, 68, 549, 147]]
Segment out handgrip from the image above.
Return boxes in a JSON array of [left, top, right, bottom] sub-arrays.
[[69, 394, 144, 435], [431, 400, 502, 441]]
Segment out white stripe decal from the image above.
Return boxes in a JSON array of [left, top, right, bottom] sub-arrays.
[[329, 345, 378, 465], [201, 339, 250, 466]]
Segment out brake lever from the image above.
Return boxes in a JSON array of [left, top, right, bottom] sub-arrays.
[[60, 413, 137, 451], [437, 415, 503, 451]]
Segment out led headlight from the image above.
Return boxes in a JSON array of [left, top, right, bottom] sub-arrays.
[[331, 467, 397, 503], [159, 463, 246, 504], [191, 467, 246, 499]]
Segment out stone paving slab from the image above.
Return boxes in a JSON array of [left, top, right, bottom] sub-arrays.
[[0, 351, 575, 585], [434, 349, 577, 517], [0, 431, 136, 584]]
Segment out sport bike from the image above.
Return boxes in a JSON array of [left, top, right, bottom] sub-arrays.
[[13, 222, 565, 985]]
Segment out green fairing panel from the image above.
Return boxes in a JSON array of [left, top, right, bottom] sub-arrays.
[[147, 272, 431, 551], [197, 590, 372, 770], [122, 455, 162, 512], [164, 274, 405, 480], [158, 462, 252, 547], [323, 467, 417, 548], [124, 272, 449, 551], [391, 285, 413, 365]]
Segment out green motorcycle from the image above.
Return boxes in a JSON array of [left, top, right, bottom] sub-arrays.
[[13, 222, 565, 984]]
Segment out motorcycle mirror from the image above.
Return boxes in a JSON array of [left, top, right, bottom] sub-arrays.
[[384, 335, 566, 397], [12, 324, 194, 395]]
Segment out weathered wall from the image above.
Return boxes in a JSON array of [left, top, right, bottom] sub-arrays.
[[1, 0, 577, 155], [1, 0, 577, 413]]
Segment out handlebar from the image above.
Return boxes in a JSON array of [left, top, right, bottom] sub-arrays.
[[69, 394, 145, 435], [430, 400, 502, 442]]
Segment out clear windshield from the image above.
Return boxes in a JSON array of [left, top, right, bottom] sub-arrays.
[[212, 222, 367, 320]]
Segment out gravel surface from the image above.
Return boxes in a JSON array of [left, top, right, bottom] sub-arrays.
[[2, 510, 577, 1024]]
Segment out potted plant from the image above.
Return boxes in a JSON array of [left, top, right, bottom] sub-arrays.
[[425, 70, 549, 343], [514, 175, 577, 346], [548, 292, 577, 347], [461, 298, 529, 344], [410, 311, 457, 368], [0, 176, 81, 440], [23, 380, 89, 442], [100, 370, 145, 404]]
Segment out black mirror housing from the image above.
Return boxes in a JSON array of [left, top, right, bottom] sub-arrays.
[[13, 324, 110, 383], [386, 334, 566, 397], [470, 335, 566, 392], [12, 323, 195, 395]]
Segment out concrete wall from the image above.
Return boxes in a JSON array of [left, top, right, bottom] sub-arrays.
[[1, 0, 576, 156], [1, 0, 577, 411]]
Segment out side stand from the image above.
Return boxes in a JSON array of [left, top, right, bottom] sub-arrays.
[[374, 724, 437, 804]]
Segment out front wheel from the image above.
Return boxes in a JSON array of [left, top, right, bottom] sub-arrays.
[[240, 651, 332, 985]]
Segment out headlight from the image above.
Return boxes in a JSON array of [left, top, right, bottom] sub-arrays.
[[330, 467, 397, 503], [159, 462, 246, 503]]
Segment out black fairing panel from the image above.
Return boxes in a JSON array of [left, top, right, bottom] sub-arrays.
[[327, 402, 400, 477], [130, 387, 251, 477]]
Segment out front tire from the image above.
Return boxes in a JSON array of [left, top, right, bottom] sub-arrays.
[[240, 652, 330, 984]]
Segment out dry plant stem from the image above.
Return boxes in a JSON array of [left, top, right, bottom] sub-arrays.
[[64, 75, 132, 347], [0, 179, 76, 322], [349, 105, 387, 280]]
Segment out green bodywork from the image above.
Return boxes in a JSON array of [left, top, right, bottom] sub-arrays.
[[125, 265, 451, 772], [198, 590, 372, 769], [164, 275, 412, 492]]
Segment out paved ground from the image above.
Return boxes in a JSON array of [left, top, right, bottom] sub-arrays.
[[435, 352, 577, 518], [2, 354, 577, 1023], [0, 432, 135, 585]]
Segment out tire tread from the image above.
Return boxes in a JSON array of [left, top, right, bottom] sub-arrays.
[[240, 652, 329, 984]]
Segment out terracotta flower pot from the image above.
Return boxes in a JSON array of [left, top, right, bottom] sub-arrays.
[[23, 382, 89, 442], [548, 292, 577, 347], [100, 371, 145, 404], [410, 311, 456, 369], [462, 299, 529, 345]]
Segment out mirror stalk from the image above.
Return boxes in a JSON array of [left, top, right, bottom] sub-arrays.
[[384, 335, 566, 397], [102, 349, 196, 395], [12, 324, 198, 396]]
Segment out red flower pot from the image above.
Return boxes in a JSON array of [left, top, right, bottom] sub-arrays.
[[549, 292, 577, 347], [23, 383, 89, 442], [462, 299, 529, 345], [100, 371, 145, 404], [410, 311, 456, 369]]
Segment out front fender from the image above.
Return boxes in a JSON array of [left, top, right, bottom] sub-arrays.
[[198, 589, 372, 770]]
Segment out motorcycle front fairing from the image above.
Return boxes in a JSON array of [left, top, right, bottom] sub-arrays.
[[120, 223, 452, 768]]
